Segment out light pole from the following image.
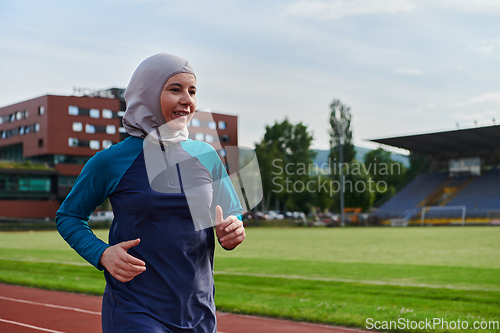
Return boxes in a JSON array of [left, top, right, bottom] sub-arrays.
[[339, 137, 344, 227]]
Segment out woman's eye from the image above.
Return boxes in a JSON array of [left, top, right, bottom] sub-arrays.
[[190, 90, 196, 96], [170, 88, 180, 92]]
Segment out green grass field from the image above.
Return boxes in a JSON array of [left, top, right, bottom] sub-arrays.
[[0, 226, 499, 332]]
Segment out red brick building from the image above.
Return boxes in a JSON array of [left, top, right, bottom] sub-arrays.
[[0, 89, 238, 218]]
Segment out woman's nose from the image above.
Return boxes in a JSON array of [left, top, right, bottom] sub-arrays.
[[179, 91, 193, 105]]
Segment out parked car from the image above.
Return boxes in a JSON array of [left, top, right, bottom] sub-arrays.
[[89, 211, 114, 222], [243, 211, 269, 220], [316, 213, 339, 227], [267, 210, 284, 220], [285, 211, 307, 223]]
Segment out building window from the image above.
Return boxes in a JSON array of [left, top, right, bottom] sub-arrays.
[[220, 134, 230, 143], [102, 109, 113, 119], [54, 155, 64, 164], [38, 105, 45, 115], [9, 114, 15, 122], [19, 126, 25, 135], [35, 123, 40, 132], [54, 155, 90, 164], [38, 138, 44, 147], [208, 121, 216, 130], [24, 124, 36, 133], [16, 111, 22, 121], [205, 134, 214, 143], [119, 127, 126, 133], [106, 125, 116, 134], [218, 121, 226, 130], [118, 111, 125, 117], [68, 138, 79, 147], [103, 140, 112, 149], [86, 124, 95, 134], [191, 118, 200, 127], [68, 106, 79, 115], [78, 108, 90, 116], [58, 176, 77, 187], [218, 149, 226, 157], [23, 110, 29, 118], [89, 109, 100, 118], [90, 140, 100, 150], [19, 178, 51, 192], [195, 133, 204, 141], [73, 122, 83, 132]]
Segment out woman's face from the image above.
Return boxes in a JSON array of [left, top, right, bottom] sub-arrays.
[[160, 73, 197, 131]]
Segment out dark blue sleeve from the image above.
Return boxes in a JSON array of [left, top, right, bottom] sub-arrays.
[[56, 137, 144, 269]]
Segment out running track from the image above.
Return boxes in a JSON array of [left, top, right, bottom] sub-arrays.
[[0, 284, 368, 333]]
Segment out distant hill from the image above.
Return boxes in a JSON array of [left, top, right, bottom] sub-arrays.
[[312, 147, 409, 167]]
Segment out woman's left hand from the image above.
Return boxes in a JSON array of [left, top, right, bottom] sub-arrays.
[[215, 205, 245, 250]]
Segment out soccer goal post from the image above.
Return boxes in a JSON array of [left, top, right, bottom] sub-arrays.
[[420, 205, 466, 226]]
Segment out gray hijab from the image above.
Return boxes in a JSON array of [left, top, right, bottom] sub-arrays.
[[122, 53, 196, 142]]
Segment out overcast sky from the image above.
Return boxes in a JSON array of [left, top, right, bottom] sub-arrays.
[[1, 0, 500, 151]]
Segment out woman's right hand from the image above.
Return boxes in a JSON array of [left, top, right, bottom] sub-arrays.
[[99, 238, 146, 283]]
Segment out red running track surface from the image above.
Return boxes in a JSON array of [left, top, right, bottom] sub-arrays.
[[0, 284, 367, 333]]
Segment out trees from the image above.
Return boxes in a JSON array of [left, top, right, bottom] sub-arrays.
[[363, 148, 406, 204], [328, 100, 356, 164], [341, 162, 375, 211], [408, 152, 430, 176], [328, 99, 374, 214], [254, 141, 283, 212], [254, 118, 316, 213]]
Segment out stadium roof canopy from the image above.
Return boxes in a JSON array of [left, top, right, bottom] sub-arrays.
[[369, 125, 500, 160]]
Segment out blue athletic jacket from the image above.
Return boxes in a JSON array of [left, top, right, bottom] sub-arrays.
[[56, 136, 242, 333]]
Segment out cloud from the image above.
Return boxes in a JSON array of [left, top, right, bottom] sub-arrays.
[[453, 110, 498, 121], [470, 39, 500, 54], [434, 0, 500, 15], [283, 0, 500, 20], [392, 68, 423, 75], [284, 0, 416, 20], [468, 91, 500, 105], [448, 91, 500, 108], [450, 91, 500, 107]]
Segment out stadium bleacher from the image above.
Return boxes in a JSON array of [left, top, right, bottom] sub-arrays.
[[447, 169, 500, 210], [375, 173, 448, 218], [370, 125, 500, 225], [374, 169, 500, 223]]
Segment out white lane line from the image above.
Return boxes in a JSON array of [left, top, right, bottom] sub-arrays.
[[213, 271, 500, 292], [0, 297, 227, 333], [0, 296, 100, 315], [1, 258, 498, 292], [0, 318, 66, 333]]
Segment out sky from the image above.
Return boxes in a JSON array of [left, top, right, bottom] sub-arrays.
[[1, 0, 500, 151]]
